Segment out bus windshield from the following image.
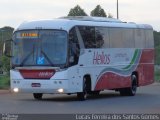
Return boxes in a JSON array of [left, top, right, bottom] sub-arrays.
[[12, 30, 68, 67]]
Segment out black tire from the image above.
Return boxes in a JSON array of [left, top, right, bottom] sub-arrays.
[[120, 75, 137, 96], [77, 78, 88, 101], [129, 75, 137, 96], [33, 93, 43, 100], [90, 91, 100, 95], [119, 88, 127, 96]]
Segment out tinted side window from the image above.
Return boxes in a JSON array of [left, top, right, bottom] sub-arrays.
[[109, 28, 123, 48], [135, 29, 145, 48], [95, 27, 108, 48], [69, 27, 80, 65], [145, 29, 154, 48], [78, 26, 96, 48], [122, 29, 135, 48]]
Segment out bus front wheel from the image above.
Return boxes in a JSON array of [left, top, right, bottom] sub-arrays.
[[77, 78, 88, 101], [33, 93, 43, 100]]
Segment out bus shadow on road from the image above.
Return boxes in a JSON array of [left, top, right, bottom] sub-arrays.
[[38, 89, 158, 102], [19, 91, 157, 103], [40, 92, 123, 102]]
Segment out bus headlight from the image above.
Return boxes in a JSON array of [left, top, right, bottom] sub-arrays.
[[57, 88, 64, 93], [13, 88, 19, 93]]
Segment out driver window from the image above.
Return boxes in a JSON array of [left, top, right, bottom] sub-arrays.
[[69, 27, 80, 65]]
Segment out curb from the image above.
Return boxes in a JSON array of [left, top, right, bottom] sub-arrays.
[[152, 82, 160, 86], [0, 89, 11, 94]]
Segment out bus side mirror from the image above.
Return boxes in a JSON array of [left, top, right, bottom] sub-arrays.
[[3, 39, 13, 57]]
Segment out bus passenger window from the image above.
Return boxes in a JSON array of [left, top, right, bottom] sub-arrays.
[[109, 28, 123, 48], [78, 26, 96, 48], [122, 29, 135, 48], [95, 27, 105, 48], [145, 30, 154, 48], [69, 27, 80, 65], [135, 29, 145, 48]]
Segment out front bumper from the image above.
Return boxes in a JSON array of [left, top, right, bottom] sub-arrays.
[[11, 79, 70, 94]]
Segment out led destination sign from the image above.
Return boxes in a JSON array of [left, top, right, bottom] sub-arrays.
[[21, 33, 38, 38], [16, 32, 39, 39]]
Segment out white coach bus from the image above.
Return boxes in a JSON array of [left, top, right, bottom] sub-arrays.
[[4, 16, 154, 100]]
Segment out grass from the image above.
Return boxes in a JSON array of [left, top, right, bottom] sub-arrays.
[[155, 67, 160, 82], [0, 75, 10, 89], [155, 46, 160, 65]]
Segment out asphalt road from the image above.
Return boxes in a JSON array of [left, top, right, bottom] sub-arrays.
[[0, 83, 160, 114]]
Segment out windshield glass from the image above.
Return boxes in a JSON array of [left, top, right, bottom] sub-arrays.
[[12, 30, 68, 67]]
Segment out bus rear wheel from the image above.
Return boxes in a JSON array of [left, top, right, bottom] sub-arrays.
[[120, 75, 137, 96], [33, 93, 43, 100]]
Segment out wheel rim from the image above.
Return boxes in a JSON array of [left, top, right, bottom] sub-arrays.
[[131, 75, 137, 94], [83, 81, 87, 99]]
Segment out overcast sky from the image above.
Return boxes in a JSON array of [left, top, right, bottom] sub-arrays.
[[0, 0, 160, 31]]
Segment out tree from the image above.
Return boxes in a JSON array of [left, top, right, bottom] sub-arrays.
[[68, 5, 88, 16], [1, 56, 10, 74], [90, 5, 107, 17], [154, 31, 160, 47], [108, 13, 113, 18], [154, 31, 160, 65], [0, 26, 14, 74]]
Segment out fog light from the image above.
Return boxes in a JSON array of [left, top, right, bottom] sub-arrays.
[[57, 88, 64, 93], [13, 88, 19, 93]]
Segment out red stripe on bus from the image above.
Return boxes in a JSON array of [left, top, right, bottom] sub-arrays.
[[19, 69, 55, 79]]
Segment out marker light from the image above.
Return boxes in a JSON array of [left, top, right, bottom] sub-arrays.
[[13, 88, 19, 93], [57, 88, 64, 93]]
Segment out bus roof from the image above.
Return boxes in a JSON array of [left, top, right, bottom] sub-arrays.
[[16, 16, 153, 32]]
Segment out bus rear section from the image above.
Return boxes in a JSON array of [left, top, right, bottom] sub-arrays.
[[77, 48, 154, 96]]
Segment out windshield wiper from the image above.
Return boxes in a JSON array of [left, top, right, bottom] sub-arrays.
[[20, 44, 35, 66], [41, 50, 54, 66], [20, 51, 34, 66]]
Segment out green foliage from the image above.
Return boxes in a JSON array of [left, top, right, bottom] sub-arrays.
[[155, 67, 160, 82], [0, 27, 14, 50], [0, 27, 13, 74], [1, 56, 10, 73], [155, 46, 160, 65], [154, 31, 160, 46], [68, 5, 88, 16], [154, 31, 160, 65], [0, 75, 10, 89], [0, 26, 14, 41], [90, 5, 107, 17]]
